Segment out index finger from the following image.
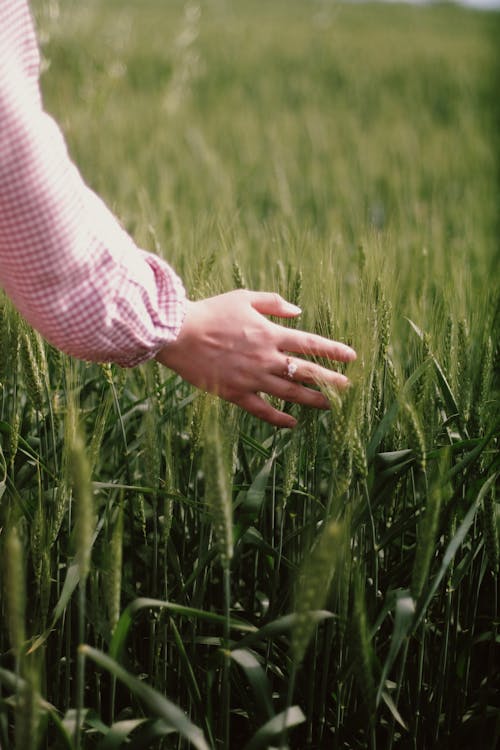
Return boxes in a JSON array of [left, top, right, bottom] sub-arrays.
[[275, 326, 357, 362]]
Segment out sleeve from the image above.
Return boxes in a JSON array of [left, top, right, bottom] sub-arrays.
[[0, 0, 186, 367]]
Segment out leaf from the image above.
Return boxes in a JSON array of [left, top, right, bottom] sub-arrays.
[[405, 318, 467, 439], [231, 649, 275, 722], [238, 454, 275, 523], [376, 590, 415, 706], [366, 359, 430, 462], [234, 611, 335, 651], [413, 473, 498, 631], [80, 646, 210, 750], [242, 705, 306, 750], [125, 720, 177, 750], [169, 617, 215, 747], [381, 689, 408, 730], [109, 597, 256, 663], [0, 443, 6, 500], [95, 719, 150, 750], [0, 668, 74, 749], [375, 450, 414, 468], [238, 526, 296, 570]]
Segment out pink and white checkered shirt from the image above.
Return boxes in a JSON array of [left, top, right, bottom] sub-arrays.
[[0, 0, 186, 366]]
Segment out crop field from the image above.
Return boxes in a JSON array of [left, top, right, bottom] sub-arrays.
[[0, 0, 499, 748]]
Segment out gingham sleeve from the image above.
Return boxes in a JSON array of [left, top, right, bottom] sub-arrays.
[[0, 0, 186, 367]]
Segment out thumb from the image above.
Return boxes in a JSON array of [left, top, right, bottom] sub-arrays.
[[249, 291, 302, 318]]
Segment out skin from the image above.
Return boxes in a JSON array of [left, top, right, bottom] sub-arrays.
[[156, 289, 356, 428]]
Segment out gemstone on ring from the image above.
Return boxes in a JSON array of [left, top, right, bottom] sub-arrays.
[[286, 358, 298, 379]]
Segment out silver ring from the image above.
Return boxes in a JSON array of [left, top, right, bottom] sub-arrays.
[[285, 357, 298, 380]]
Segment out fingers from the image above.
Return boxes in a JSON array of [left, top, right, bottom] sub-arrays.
[[276, 327, 356, 362], [276, 356, 349, 389], [263, 375, 331, 409], [249, 291, 302, 318], [237, 393, 298, 428], [233, 354, 349, 426], [245, 291, 356, 361]]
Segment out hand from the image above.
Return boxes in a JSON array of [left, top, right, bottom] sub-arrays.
[[156, 290, 356, 428]]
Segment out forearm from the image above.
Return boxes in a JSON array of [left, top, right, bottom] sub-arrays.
[[0, 0, 186, 366]]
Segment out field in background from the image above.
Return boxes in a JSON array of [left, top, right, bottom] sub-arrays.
[[0, 1, 498, 748]]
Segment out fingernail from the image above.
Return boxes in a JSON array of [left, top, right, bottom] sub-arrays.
[[345, 346, 357, 360], [286, 303, 302, 314]]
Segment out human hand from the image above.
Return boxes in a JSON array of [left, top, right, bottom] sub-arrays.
[[156, 290, 356, 428]]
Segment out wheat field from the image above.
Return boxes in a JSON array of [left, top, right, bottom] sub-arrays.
[[0, 1, 498, 748]]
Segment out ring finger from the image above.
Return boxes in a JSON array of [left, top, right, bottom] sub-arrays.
[[275, 355, 350, 389]]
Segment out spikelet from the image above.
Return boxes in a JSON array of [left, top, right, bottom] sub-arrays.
[[315, 298, 335, 340], [351, 428, 368, 483], [189, 391, 208, 459], [333, 444, 353, 500], [351, 574, 376, 726], [69, 418, 95, 581], [283, 425, 300, 504], [40, 550, 52, 629], [163, 427, 175, 546], [327, 386, 346, 464], [370, 367, 382, 425], [9, 408, 20, 470], [481, 485, 499, 575], [411, 484, 442, 600], [442, 315, 454, 381], [134, 492, 147, 542], [152, 359, 164, 416], [30, 485, 44, 585], [286, 268, 302, 329], [47, 344, 64, 392], [385, 354, 401, 401], [101, 361, 126, 399], [15, 663, 38, 750], [403, 402, 426, 473], [143, 397, 161, 496], [105, 495, 124, 634], [202, 398, 233, 568], [292, 519, 344, 664], [384, 356, 403, 447], [190, 252, 216, 300], [220, 399, 240, 473], [4, 525, 26, 654], [19, 323, 46, 413], [374, 279, 391, 361], [88, 393, 112, 476], [232, 260, 247, 289], [456, 319, 470, 424], [470, 336, 492, 437], [49, 478, 69, 548]]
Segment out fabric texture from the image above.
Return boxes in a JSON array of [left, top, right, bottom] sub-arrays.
[[0, 0, 186, 366]]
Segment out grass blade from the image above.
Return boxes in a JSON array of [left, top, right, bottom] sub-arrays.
[[242, 706, 306, 750], [80, 646, 210, 750]]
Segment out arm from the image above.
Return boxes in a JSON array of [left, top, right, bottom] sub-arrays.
[[0, 2, 356, 427], [0, 0, 186, 367]]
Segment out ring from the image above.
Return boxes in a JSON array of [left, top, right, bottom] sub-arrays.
[[285, 357, 298, 380]]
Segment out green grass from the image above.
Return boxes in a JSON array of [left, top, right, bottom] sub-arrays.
[[0, 1, 499, 748]]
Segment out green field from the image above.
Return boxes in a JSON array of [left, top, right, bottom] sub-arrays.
[[0, 1, 499, 748]]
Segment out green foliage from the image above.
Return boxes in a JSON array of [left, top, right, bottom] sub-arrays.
[[0, 1, 498, 748]]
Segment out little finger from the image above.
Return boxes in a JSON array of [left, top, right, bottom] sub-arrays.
[[237, 392, 298, 428]]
